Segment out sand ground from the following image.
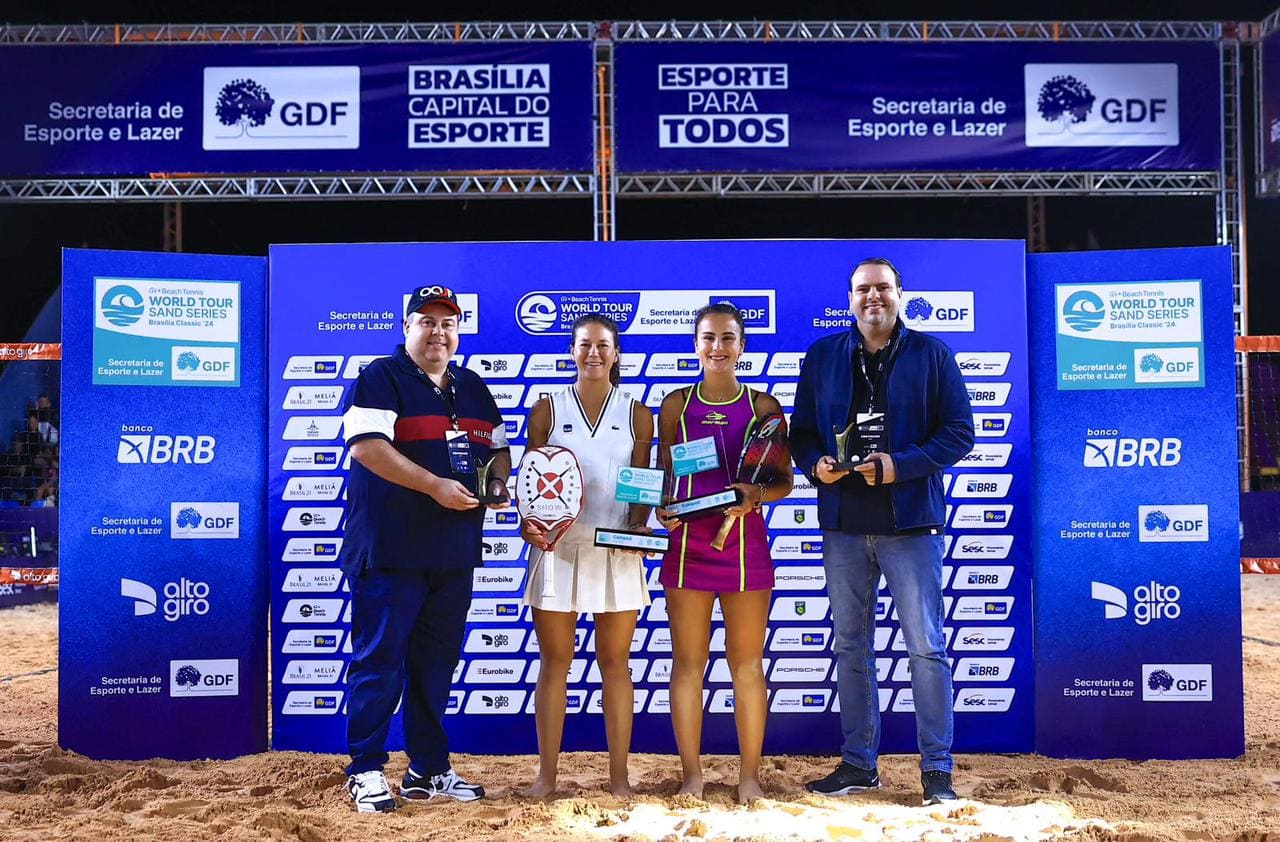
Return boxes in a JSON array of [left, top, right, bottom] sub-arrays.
[[1, 578, 1278, 841]]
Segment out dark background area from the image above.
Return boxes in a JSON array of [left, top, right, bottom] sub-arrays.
[[1, 0, 1276, 339]]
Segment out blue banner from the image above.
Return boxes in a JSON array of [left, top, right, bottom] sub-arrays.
[[1029, 246, 1243, 759], [1, 43, 593, 177], [59, 249, 268, 761], [267, 239, 1034, 756], [614, 42, 1222, 173], [1263, 27, 1280, 179]]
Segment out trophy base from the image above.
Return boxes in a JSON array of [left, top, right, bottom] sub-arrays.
[[831, 458, 871, 471], [476, 492, 509, 505], [594, 529, 670, 553], [665, 489, 741, 522]]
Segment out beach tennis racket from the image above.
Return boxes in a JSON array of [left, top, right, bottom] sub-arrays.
[[517, 445, 584, 599], [711, 411, 788, 551]]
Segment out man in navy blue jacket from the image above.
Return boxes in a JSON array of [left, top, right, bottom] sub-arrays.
[[790, 258, 973, 806]]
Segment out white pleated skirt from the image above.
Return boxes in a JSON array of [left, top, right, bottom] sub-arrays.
[[523, 541, 651, 614]]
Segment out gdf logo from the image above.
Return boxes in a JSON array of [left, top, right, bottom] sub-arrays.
[[170, 658, 239, 697], [1138, 505, 1208, 543], [118, 429, 216, 464], [203, 67, 360, 151], [1083, 433, 1182, 467]]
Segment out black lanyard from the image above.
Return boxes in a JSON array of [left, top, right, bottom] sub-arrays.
[[856, 322, 901, 411], [422, 366, 460, 431]]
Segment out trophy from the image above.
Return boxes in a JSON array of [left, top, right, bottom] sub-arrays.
[[662, 439, 740, 522], [832, 422, 868, 471], [475, 456, 508, 505], [594, 466, 670, 553]]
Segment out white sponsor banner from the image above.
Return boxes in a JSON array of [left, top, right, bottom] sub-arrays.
[[169, 658, 239, 697], [950, 535, 1014, 560], [956, 443, 1013, 469], [953, 565, 1015, 590], [281, 690, 344, 715], [1025, 63, 1179, 147], [281, 568, 343, 593], [953, 627, 1016, 651], [956, 657, 1016, 682], [282, 507, 344, 532], [768, 688, 831, 713], [951, 474, 1014, 498], [954, 687, 1016, 712], [900, 291, 975, 332], [282, 537, 342, 562], [283, 385, 344, 411], [467, 354, 525, 378], [281, 598, 345, 623], [1138, 504, 1209, 543], [282, 446, 343, 471], [283, 416, 344, 441], [281, 659, 344, 685], [950, 504, 1013, 529], [283, 355, 342, 379], [964, 382, 1012, 407], [283, 477, 344, 501], [955, 351, 1011, 376], [203, 66, 360, 150], [282, 629, 343, 654], [952, 596, 1014, 621], [1141, 663, 1213, 701], [96, 277, 241, 343]]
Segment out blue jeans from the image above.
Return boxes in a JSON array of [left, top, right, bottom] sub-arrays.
[[822, 530, 953, 773]]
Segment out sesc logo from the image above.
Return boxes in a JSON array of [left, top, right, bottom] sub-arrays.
[[1142, 663, 1212, 702], [1132, 347, 1200, 385], [170, 502, 239, 539], [100, 284, 144, 327], [203, 66, 360, 150], [1025, 64, 1179, 147], [899, 291, 975, 332], [1084, 434, 1182, 468], [118, 429, 216, 464], [170, 658, 239, 697], [1138, 505, 1208, 543], [953, 687, 1016, 712], [954, 352, 1011, 376]]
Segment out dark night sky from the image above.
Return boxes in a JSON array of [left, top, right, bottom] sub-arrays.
[[1, 0, 1277, 338]]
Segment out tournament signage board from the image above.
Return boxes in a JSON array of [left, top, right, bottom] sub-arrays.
[[60, 249, 268, 760], [267, 239, 1033, 755], [1029, 246, 1243, 758], [1261, 24, 1280, 191], [613, 41, 1222, 173], [0, 42, 593, 177]]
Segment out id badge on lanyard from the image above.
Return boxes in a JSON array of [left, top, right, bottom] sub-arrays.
[[445, 429, 474, 476], [855, 412, 886, 459]]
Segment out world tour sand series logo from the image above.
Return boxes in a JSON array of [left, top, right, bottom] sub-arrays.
[[100, 284, 144, 327]]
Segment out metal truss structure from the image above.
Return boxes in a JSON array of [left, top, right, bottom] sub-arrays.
[[0, 17, 1257, 484]]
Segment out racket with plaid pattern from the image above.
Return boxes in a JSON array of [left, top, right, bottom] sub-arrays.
[[517, 445, 584, 599], [710, 412, 788, 551]]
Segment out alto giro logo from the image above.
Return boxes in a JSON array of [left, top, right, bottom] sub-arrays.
[[1091, 580, 1181, 625], [517, 294, 558, 333], [99, 284, 144, 327], [121, 577, 211, 622], [1062, 290, 1105, 332]]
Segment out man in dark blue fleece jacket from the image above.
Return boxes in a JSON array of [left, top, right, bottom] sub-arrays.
[[790, 257, 974, 806]]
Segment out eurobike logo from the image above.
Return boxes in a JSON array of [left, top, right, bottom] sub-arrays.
[[1138, 505, 1208, 543], [1083, 432, 1182, 467], [203, 67, 360, 151], [1090, 580, 1182, 625], [120, 577, 211, 622], [170, 502, 240, 539], [117, 427, 216, 464], [1025, 64, 1179, 148], [170, 658, 239, 697]]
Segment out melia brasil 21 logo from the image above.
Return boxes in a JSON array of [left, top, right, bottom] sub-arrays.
[[203, 67, 359, 150], [1025, 64, 1179, 147]]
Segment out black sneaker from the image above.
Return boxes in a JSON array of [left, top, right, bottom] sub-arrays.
[[401, 767, 485, 802], [805, 761, 880, 796], [347, 770, 397, 813], [921, 770, 957, 805]]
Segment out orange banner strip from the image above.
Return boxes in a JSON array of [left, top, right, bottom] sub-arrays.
[[1236, 336, 1280, 352], [1243, 558, 1280, 574], [0, 567, 59, 586], [0, 343, 62, 361]]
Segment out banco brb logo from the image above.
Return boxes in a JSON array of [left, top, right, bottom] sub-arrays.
[[100, 284, 144, 327], [1062, 290, 1105, 332]]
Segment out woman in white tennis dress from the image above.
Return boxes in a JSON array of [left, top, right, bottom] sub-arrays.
[[519, 314, 654, 799]]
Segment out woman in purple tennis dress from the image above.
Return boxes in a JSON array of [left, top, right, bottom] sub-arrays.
[[656, 303, 793, 804]]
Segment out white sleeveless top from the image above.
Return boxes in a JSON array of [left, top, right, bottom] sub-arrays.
[[547, 385, 636, 546]]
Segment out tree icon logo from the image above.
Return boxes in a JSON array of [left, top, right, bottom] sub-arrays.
[[176, 507, 203, 529], [215, 78, 275, 137], [1037, 75, 1096, 132], [1144, 509, 1171, 533], [903, 297, 934, 323], [175, 664, 202, 688], [1140, 353, 1164, 373], [177, 351, 201, 371], [1147, 668, 1174, 693]]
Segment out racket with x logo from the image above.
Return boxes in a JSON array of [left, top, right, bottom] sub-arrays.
[[517, 445, 584, 599]]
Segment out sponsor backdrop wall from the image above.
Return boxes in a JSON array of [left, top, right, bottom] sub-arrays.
[[1028, 246, 1244, 758], [60, 249, 268, 760], [1, 43, 593, 176], [267, 239, 1033, 755], [613, 42, 1222, 172], [1263, 26, 1280, 181]]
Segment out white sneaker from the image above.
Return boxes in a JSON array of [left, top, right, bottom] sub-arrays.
[[401, 767, 485, 802], [347, 770, 398, 813]]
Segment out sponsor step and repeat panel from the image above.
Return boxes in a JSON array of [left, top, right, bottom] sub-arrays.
[[61, 249, 268, 760], [267, 239, 1034, 755], [1029, 246, 1244, 758], [1, 43, 593, 176]]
